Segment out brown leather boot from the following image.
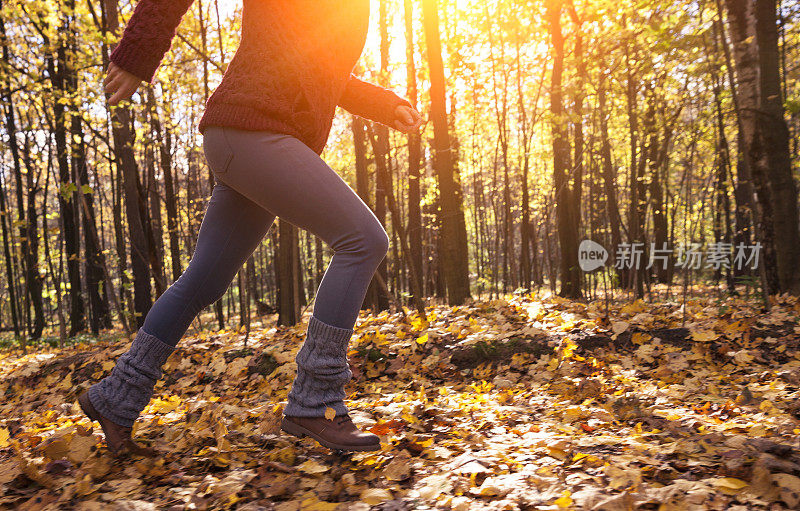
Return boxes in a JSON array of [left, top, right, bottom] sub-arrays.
[[77, 391, 156, 458], [281, 414, 381, 452]]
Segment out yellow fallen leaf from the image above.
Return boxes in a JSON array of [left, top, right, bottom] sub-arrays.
[[611, 321, 629, 338], [620, 300, 646, 314], [478, 476, 503, 496], [324, 407, 336, 420], [691, 329, 719, 342], [209, 357, 227, 376], [554, 490, 572, 508], [296, 460, 329, 474], [713, 477, 749, 495], [562, 339, 578, 358], [383, 457, 411, 481], [44, 437, 70, 460], [361, 488, 392, 506], [605, 464, 642, 490], [300, 496, 340, 511], [416, 333, 428, 345], [150, 395, 181, 414], [75, 473, 94, 497], [225, 357, 248, 377], [0, 428, 9, 448], [67, 434, 96, 464]]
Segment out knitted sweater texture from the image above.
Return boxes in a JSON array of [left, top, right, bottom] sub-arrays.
[[110, 0, 411, 154]]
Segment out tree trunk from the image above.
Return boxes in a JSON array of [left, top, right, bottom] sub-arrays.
[[569, 5, 586, 295], [52, 2, 86, 336], [0, 8, 27, 342], [403, 0, 424, 306], [598, 72, 623, 284], [69, 38, 111, 334], [352, 116, 379, 312], [546, 0, 581, 299], [725, 0, 800, 294], [146, 91, 183, 281], [276, 219, 300, 326], [367, 126, 426, 315], [754, 0, 800, 293], [105, 0, 152, 327], [144, 133, 167, 296], [421, 0, 471, 305]]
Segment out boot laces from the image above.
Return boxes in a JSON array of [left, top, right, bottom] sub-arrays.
[[335, 414, 353, 426]]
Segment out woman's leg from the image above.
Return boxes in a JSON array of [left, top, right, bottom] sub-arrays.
[[141, 183, 276, 346], [88, 181, 276, 427], [209, 126, 390, 417]]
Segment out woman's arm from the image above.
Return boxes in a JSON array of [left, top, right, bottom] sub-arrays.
[[338, 74, 413, 128], [109, 0, 196, 85]]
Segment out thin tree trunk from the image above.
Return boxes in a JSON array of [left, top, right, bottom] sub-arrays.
[[546, 0, 581, 299], [403, 0, 424, 306], [276, 219, 300, 326], [146, 90, 183, 281], [352, 116, 379, 312], [598, 72, 623, 285], [367, 126, 426, 315], [105, 0, 152, 328], [52, 1, 86, 336], [0, 9, 26, 342], [144, 132, 167, 295]]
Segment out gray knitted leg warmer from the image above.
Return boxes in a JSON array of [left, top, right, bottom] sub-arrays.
[[87, 328, 175, 428], [284, 315, 354, 417]]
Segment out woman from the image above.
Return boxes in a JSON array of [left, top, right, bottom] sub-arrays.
[[77, 0, 423, 455]]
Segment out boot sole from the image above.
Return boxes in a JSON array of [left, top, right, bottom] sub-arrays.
[[280, 418, 381, 452]]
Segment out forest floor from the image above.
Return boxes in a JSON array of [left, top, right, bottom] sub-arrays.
[[1, 288, 800, 510]]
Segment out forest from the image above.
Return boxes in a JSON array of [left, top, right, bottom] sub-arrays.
[[2, 0, 800, 509], [0, 0, 798, 344]]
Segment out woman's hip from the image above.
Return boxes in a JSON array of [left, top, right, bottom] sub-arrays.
[[202, 125, 385, 251]]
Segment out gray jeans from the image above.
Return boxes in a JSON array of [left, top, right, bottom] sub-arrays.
[[88, 127, 389, 426], [142, 126, 389, 346]]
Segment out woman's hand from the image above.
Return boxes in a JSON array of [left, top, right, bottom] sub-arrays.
[[104, 61, 143, 106], [393, 104, 424, 133]]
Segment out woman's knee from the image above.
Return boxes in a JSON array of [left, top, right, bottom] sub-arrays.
[[362, 221, 389, 261], [338, 219, 389, 262], [204, 282, 231, 308], [176, 263, 233, 311]]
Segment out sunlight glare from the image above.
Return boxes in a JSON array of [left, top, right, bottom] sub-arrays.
[[214, 0, 475, 20]]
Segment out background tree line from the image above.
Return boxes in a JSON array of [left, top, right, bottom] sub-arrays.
[[1, 0, 799, 349]]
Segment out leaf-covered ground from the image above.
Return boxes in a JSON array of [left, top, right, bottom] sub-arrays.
[[2, 291, 800, 510]]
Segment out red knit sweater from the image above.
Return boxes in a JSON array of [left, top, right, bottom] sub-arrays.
[[109, 0, 411, 154]]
